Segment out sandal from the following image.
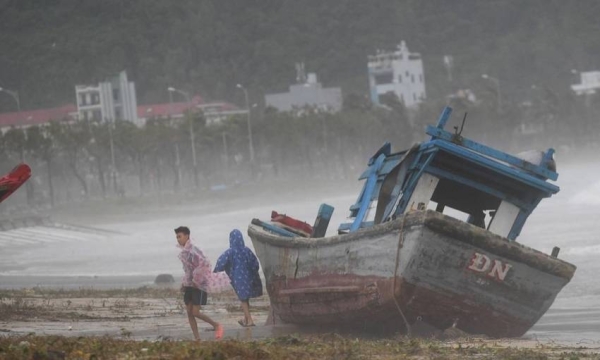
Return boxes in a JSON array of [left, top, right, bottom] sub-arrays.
[[214, 325, 224, 340], [238, 319, 256, 327]]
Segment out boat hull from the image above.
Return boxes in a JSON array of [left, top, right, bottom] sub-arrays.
[[248, 210, 576, 338]]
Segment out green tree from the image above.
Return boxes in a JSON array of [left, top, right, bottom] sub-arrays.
[[25, 124, 56, 206]]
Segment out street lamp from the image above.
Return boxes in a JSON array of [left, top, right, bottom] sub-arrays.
[[168, 86, 199, 188], [236, 83, 255, 164], [167, 89, 182, 191], [481, 74, 502, 112], [0, 87, 21, 112]]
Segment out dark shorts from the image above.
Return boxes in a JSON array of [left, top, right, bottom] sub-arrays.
[[183, 287, 207, 306]]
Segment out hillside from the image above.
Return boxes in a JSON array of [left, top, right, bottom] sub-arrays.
[[1, 0, 598, 110]]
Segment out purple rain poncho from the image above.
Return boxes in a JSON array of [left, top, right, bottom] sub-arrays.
[[214, 229, 263, 301]]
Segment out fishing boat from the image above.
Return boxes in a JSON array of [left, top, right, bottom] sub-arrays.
[[248, 107, 576, 338]]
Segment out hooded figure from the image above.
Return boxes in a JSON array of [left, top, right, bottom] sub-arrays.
[[214, 229, 263, 301]]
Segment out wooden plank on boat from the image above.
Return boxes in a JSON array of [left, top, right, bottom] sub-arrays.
[[349, 153, 386, 232], [426, 125, 558, 181], [250, 218, 297, 237], [488, 201, 521, 238], [406, 172, 439, 212], [279, 286, 361, 295], [312, 203, 334, 238]]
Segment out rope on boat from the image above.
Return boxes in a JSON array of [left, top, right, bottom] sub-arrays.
[[392, 214, 412, 337]]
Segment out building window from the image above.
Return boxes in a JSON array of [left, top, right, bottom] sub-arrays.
[[413, 93, 417, 101], [113, 88, 120, 101], [420, 74, 423, 83], [92, 93, 100, 105], [411, 75, 415, 83], [93, 110, 102, 121], [398, 75, 402, 83], [79, 94, 86, 106], [374, 73, 393, 85], [405, 71, 409, 77], [115, 108, 122, 119]]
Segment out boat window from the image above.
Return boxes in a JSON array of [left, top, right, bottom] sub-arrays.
[[365, 200, 378, 222], [429, 177, 500, 230]]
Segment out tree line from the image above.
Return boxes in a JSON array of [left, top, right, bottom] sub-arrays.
[[2, 87, 598, 210]]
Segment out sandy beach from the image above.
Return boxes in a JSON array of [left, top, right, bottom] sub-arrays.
[[2, 287, 600, 359]]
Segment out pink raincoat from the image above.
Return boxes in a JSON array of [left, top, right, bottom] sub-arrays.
[[178, 239, 231, 293]]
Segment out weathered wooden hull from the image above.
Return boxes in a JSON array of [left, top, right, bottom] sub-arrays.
[[248, 210, 576, 338]]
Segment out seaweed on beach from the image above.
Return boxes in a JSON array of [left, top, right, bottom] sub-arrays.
[[1, 335, 599, 360]]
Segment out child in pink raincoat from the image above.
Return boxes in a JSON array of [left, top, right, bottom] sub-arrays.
[[176, 226, 229, 340]]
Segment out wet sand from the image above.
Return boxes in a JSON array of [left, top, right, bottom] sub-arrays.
[[0, 289, 274, 341], [2, 287, 600, 354]]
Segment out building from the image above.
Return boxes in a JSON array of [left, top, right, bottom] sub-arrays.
[[137, 96, 203, 124], [265, 72, 342, 113], [0, 104, 76, 131], [368, 41, 426, 108], [0, 96, 244, 130], [571, 71, 600, 95], [198, 103, 248, 125], [137, 95, 247, 126], [75, 71, 138, 124]]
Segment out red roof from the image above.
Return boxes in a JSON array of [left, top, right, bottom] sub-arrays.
[[137, 95, 204, 119], [0, 94, 242, 127], [0, 104, 76, 127], [138, 96, 243, 119]]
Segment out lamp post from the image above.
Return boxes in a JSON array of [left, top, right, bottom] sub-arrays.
[[168, 86, 198, 188], [103, 118, 118, 194], [221, 132, 229, 168], [236, 83, 255, 164], [0, 87, 21, 112], [481, 74, 502, 112], [167, 90, 182, 191]]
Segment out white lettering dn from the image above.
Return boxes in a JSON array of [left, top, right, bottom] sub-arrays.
[[467, 252, 491, 272], [488, 260, 512, 281], [467, 252, 512, 281]]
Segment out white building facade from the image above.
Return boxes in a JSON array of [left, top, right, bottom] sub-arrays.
[[571, 71, 600, 95], [368, 41, 426, 108], [265, 73, 342, 113], [75, 71, 138, 123]]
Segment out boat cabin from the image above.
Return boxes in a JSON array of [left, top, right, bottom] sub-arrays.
[[339, 106, 559, 241]]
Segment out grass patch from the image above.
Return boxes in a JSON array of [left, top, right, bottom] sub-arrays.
[[0, 334, 598, 360]]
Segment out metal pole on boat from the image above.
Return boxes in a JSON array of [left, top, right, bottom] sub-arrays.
[[236, 83, 255, 166], [481, 74, 502, 112], [168, 87, 199, 188]]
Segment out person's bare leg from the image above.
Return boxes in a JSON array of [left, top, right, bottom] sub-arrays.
[[186, 303, 200, 341], [241, 300, 254, 326], [191, 304, 223, 338]]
